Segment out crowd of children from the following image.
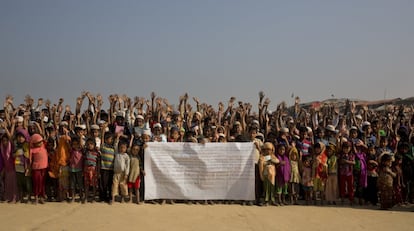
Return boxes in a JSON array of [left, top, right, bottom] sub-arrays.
[[0, 92, 413, 210]]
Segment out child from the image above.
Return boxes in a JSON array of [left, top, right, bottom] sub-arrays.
[[275, 144, 291, 205], [90, 125, 101, 148], [56, 127, 71, 202], [1, 131, 18, 203], [288, 145, 300, 205], [258, 142, 279, 206], [377, 153, 396, 209], [100, 131, 115, 203], [312, 142, 328, 205], [13, 130, 32, 203], [400, 142, 413, 204], [325, 143, 339, 205], [128, 142, 145, 204], [392, 155, 403, 205], [46, 137, 58, 202], [111, 141, 130, 204], [354, 141, 367, 205], [339, 141, 355, 205], [69, 137, 85, 203], [365, 145, 379, 205], [301, 156, 313, 205], [30, 134, 48, 204], [84, 138, 100, 203]]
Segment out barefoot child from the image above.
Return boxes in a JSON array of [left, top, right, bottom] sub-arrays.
[[365, 145, 379, 205], [258, 142, 279, 206], [301, 156, 313, 205], [128, 142, 145, 204], [325, 143, 338, 204], [354, 141, 367, 205], [56, 126, 71, 202], [100, 131, 115, 203], [69, 137, 85, 203], [377, 153, 396, 209], [392, 154, 403, 205], [29, 134, 48, 204], [13, 130, 32, 203], [275, 144, 291, 205], [84, 138, 100, 203], [339, 141, 355, 205], [288, 145, 300, 205], [111, 140, 130, 204], [312, 142, 328, 205]]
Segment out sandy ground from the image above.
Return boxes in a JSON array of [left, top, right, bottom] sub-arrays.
[[1, 202, 413, 231]]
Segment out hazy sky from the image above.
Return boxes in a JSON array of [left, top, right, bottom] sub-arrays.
[[1, 0, 413, 110]]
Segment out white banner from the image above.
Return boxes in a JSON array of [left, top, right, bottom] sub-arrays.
[[144, 142, 255, 200]]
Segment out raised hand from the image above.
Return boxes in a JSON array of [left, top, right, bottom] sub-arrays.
[[193, 97, 200, 104]]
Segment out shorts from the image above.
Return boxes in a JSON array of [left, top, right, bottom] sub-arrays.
[[127, 177, 141, 189], [303, 186, 313, 192]]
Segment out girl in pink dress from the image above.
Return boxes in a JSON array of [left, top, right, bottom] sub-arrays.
[[30, 134, 48, 204]]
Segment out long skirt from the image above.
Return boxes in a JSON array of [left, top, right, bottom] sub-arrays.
[[32, 169, 46, 197], [325, 174, 339, 202], [379, 185, 394, 209], [4, 170, 18, 201]]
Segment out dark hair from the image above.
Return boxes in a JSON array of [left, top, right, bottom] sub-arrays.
[[398, 142, 410, 150], [298, 126, 307, 133], [381, 154, 392, 163], [104, 132, 114, 141], [118, 141, 128, 149], [86, 137, 96, 146], [71, 136, 80, 144]]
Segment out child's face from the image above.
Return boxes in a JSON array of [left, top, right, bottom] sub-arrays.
[[142, 134, 150, 143], [92, 130, 99, 138], [277, 146, 286, 155], [350, 130, 358, 138], [314, 147, 321, 155], [342, 146, 351, 154], [171, 131, 179, 140], [368, 148, 376, 155], [131, 145, 140, 156], [105, 136, 114, 145], [290, 153, 297, 161], [87, 141, 95, 151], [385, 160, 392, 167], [250, 130, 257, 139], [48, 130, 56, 137], [401, 147, 409, 154], [380, 139, 387, 147], [119, 144, 128, 153], [1, 136, 9, 145], [16, 135, 26, 144], [72, 141, 81, 150], [327, 148, 334, 157]]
